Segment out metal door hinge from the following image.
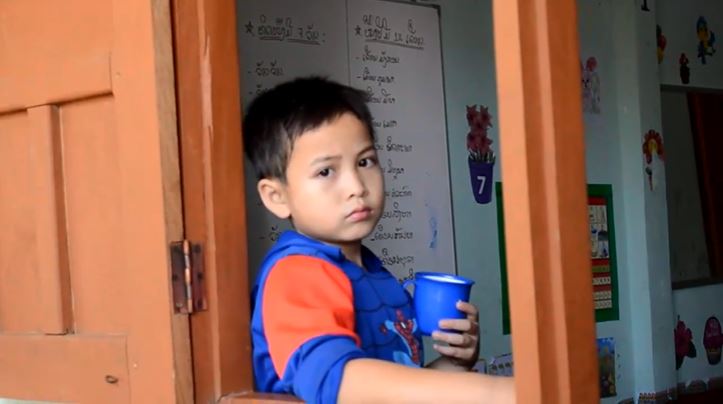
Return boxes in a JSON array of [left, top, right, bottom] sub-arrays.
[[170, 240, 207, 314]]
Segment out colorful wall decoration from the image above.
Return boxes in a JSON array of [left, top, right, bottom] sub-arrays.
[[679, 53, 691, 84], [696, 16, 716, 64], [589, 186, 615, 312], [703, 315, 722, 365], [597, 337, 617, 398], [642, 129, 665, 191], [496, 183, 620, 334], [657, 25, 667, 64], [465, 105, 496, 204], [675, 316, 697, 369], [673, 286, 723, 386], [581, 57, 601, 114], [658, 2, 723, 88]]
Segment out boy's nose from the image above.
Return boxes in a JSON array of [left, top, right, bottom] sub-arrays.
[[346, 170, 368, 198]]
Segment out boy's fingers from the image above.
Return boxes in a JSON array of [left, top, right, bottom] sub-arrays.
[[430, 330, 448, 342], [438, 319, 479, 333], [456, 301, 479, 317], [432, 331, 474, 347]]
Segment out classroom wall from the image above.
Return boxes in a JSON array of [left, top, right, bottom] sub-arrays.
[[657, 0, 723, 89], [673, 284, 723, 385], [412, 0, 509, 364], [579, 2, 638, 401], [656, 1, 723, 390], [368, 0, 723, 400], [428, 0, 721, 401], [423, 1, 642, 402], [611, 0, 679, 398]]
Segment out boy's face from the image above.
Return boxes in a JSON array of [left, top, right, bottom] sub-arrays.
[[259, 113, 384, 247]]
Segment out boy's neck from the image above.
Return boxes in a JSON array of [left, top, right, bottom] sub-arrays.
[[339, 242, 363, 268], [295, 230, 365, 268]]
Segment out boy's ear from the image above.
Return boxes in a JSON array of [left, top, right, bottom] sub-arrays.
[[257, 178, 291, 219]]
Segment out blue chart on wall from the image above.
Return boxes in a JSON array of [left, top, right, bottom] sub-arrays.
[[496, 183, 620, 334]]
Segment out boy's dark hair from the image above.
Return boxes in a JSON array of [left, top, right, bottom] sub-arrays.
[[242, 76, 375, 181]]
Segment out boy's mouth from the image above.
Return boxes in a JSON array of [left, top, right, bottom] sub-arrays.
[[347, 206, 372, 222]]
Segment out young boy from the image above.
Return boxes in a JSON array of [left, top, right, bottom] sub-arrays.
[[244, 77, 515, 403]]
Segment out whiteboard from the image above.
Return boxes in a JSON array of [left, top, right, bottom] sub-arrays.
[[237, 0, 456, 282]]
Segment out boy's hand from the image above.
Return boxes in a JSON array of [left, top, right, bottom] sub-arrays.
[[431, 301, 480, 369]]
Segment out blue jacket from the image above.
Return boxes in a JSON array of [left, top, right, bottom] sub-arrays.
[[251, 231, 423, 403]]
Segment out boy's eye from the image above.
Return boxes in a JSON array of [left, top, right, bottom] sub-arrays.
[[359, 157, 377, 167], [317, 168, 331, 177]]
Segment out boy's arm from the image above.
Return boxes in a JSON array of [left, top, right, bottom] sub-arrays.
[[262, 256, 511, 403], [338, 358, 515, 404]]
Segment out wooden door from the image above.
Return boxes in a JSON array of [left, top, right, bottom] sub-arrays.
[[0, 1, 192, 403]]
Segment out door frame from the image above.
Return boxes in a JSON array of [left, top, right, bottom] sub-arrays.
[[171, 0, 598, 403], [492, 0, 598, 402], [171, 0, 255, 402]]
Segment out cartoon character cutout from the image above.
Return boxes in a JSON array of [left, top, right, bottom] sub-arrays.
[[642, 130, 664, 191], [381, 309, 421, 366], [703, 316, 723, 365], [656, 25, 667, 64], [679, 53, 691, 84], [696, 16, 716, 64], [674, 316, 697, 369], [581, 57, 601, 114]]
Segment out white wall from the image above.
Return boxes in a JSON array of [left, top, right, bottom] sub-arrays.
[[413, 0, 510, 363], [658, 0, 723, 88], [673, 284, 723, 383], [432, 0, 723, 399], [421, 2, 672, 402], [657, 1, 723, 390], [578, 1, 635, 401], [428, 3, 647, 402]]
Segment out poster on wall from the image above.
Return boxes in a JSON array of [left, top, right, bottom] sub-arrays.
[[497, 183, 620, 334], [581, 56, 601, 114], [597, 337, 617, 398], [589, 192, 613, 310]]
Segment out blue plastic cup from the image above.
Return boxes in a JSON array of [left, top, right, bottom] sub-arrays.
[[403, 271, 475, 336]]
